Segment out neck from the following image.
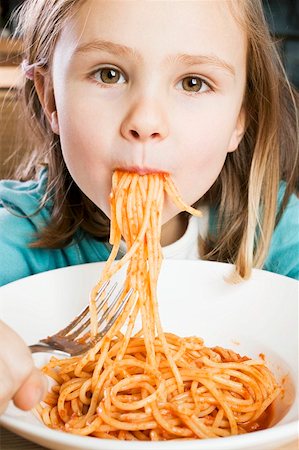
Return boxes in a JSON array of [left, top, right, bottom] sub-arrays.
[[160, 213, 188, 247]]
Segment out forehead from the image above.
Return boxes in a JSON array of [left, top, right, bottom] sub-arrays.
[[57, 0, 246, 69]]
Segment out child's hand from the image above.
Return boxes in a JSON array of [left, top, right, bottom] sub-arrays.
[[0, 320, 48, 415]]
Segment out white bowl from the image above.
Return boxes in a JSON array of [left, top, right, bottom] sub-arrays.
[[0, 260, 298, 450]]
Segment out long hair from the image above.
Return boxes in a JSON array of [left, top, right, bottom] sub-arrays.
[[200, 0, 298, 280], [10, 0, 299, 280], [12, 0, 111, 241]]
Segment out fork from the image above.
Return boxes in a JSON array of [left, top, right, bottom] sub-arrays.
[[29, 281, 134, 357]]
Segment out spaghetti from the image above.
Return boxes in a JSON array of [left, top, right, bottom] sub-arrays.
[[38, 170, 280, 440]]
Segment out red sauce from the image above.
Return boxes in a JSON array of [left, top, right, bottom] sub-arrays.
[[242, 403, 275, 432], [244, 375, 295, 433]]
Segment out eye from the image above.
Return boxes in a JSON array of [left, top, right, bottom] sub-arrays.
[[178, 76, 211, 94], [92, 67, 126, 85]]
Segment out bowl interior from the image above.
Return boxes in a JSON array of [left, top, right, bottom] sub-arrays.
[[0, 260, 298, 449]]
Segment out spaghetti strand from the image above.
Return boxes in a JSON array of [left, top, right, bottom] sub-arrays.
[[39, 171, 280, 440]]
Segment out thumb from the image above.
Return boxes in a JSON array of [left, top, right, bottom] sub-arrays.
[[13, 368, 48, 411]]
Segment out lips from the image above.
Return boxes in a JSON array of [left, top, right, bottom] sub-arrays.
[[115, 165, 169, 176]]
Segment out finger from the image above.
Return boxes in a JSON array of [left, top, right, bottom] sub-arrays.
[[0, 321, 33, 387], [0, 355, 23, 414], [13, 368, 48, 411], [0, 399, 9, 416], [0, 359, 12, 415]]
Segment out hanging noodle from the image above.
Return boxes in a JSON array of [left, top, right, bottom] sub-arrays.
[[37, 171, 280, 440]]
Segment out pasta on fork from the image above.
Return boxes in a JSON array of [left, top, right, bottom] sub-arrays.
[[37, 171, 280, 440]]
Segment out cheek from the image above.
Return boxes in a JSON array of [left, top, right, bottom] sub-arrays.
[[175, 147, 226, 207], [180, 114, 232, 166], [56, 110, 113, 215], [189, 129, 229, 172], [171, 115, 233, 206], [58, 96, 107, 154]]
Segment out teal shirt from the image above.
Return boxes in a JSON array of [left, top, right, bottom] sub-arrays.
[[0, 169, 111, 286], [0, 169, 298, 286]]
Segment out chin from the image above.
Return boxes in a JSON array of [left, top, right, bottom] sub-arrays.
[[160, 198, 182, 225]]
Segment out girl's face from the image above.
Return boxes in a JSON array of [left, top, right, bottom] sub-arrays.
[[41, 0, 247, 224]]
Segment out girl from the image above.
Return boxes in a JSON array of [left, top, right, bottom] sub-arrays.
[[0, 0, 298, 417]]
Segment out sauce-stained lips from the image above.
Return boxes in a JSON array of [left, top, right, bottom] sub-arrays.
[[116, 166, 169, 176]]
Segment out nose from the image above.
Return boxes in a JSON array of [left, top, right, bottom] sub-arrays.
[[120, 97, 169, 143]]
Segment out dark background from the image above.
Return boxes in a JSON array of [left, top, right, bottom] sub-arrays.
[[0, 0, 299, 88], [263, 0, 299, 88]]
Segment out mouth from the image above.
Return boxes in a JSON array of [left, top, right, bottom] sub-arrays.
[[115, 165, 169, 176]]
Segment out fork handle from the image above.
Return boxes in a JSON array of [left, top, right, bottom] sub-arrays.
[[29, 343, 71, 357]]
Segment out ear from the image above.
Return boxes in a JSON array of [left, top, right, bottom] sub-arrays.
[[227, 107, 246, 153], [34, 69, 60, 135]]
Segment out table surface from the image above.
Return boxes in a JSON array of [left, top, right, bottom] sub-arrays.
[[1, 426, 298, 450]]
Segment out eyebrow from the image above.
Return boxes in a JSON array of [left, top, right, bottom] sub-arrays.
[[74, 39, 139, 59], [170, 54, 235, 76], [74, 39, 235, 76]]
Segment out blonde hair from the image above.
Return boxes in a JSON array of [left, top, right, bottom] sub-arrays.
[[202, 0, 299, 280], [11, 0, 299, 280]]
